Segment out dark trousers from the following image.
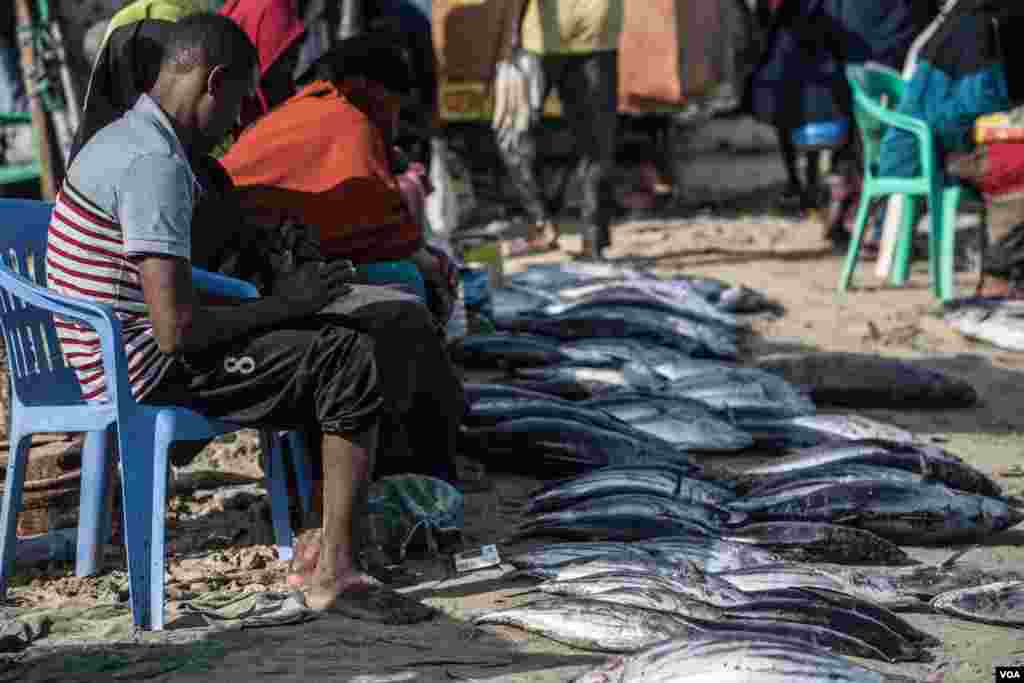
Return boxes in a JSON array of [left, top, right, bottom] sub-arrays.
[[147, 285, 465, 483], [500, 50, 619, 248]]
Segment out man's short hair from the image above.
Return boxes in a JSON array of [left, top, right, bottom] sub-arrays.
[[160, 13, 257, 80], [305, 34, 414, 95]]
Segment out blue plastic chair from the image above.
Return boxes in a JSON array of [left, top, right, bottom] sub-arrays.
[[0, 199, 311, 630]]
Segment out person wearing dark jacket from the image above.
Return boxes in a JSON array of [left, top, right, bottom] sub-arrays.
[[750, 0, 931, 229]]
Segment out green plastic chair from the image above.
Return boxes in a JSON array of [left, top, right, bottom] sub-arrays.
[[839, 64, 977, 301], [0, 113, 41, 188]]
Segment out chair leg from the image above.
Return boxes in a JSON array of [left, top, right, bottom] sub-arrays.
[[0, 431, 31, 596], [889, 196, 920, 286], [76, 427, 112, 577], [263, 430, 294, 562], [287, 431, 313, 518], [927, 179, 945, 297], [116, 414, 162, 630], [938, 186, 963, 301], [838, 192, 876, 292]]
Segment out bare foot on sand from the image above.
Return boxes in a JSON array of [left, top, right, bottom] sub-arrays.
[[287, 529, 321, 587], [306, 570, 436, 624]]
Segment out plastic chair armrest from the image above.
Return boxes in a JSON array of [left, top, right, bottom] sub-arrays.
[[191, 267, 259, 301]]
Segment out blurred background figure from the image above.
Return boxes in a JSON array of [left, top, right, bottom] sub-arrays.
[[491, 0, 624, 260], [749, 0, 931, 242]]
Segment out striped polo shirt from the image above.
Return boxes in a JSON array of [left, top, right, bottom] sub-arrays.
[[46, 94, 196, 402]]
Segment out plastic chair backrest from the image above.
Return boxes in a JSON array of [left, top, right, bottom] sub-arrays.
[[847, 65, 907, 178], [0, 199, 85, 407]]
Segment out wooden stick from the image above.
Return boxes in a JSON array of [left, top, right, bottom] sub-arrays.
[[14, 0, 62, 200]]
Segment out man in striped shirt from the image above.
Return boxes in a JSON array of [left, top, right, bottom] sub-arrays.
[[47, 13, 434, 623]]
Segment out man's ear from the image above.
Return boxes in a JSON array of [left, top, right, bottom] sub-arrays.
[[206, 64, 228, 97]]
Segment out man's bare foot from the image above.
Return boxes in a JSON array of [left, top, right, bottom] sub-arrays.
[[306, 570, 435, 624], [286, 529, 321, 587]]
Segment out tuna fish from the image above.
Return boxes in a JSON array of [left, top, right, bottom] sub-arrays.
[[508, 543, 656, 572], [517, 494, 742, 541], [567, 586, 725, 621], [660, 368, 816, 420], [495, 306, 739, 360], [531, 564, 750, 607], [491, 285, 559, 319], [719, 599, 926, 662], [474, 598, 705, 652], [464, 397, 688, 453], [944, 301, 1024, 353], [459, 418, 697, 477], [637, 537, 784, 573], [449, 333, 615, 370], [510, 364, 661, 398], [825, 561, 1024, 604], [746, 587, 939, 646], [580, 393, 754, 453], [716, 563, 916, 608], [741, 464, 925, 498], [520, 558, 682, 582], [744, 440, 1003, 497], [724, 521, 916, 565], [525, 467, 737, 514], [740, 414, 919, 450], [563, 339, 724, 382], [594, 635, 916, 683], [930, 580, 1024, 626], [544, 280, 743, 331], [729, 479, 1024, 544], [463, 382, 573, 405]]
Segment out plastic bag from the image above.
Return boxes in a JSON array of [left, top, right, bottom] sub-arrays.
[[364, 475, 464, 562], [492, 48, 545, 156], [425, 137, 477, 236]]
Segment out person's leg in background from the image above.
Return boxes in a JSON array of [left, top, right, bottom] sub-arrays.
[[496, 55, 559, 253], [556, 50, 618, 259]]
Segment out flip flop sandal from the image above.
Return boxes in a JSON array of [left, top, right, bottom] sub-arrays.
[[322, 584, 437, 624]]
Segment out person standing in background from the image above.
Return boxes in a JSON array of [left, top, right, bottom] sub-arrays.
[[492, 0, 624, 260]]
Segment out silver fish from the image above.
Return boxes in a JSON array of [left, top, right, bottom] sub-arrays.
[[638, 537, 784, 573], [720, 599, 926, 662], [563, 339, 724, 382], [604, 635, 916, 683], [930, 580, 1024, 626], [717, 563, 916, 608], [474, 598, 705, 653], [729, 479, 1024, 545], [580, 393, 754, 453], [526, 468, 737, 515], [662, 368, 816, 419], [544, 280, 743, 331], [569, 586, 726, 621], [945, 302, 1024, 353], [533, 566, 749, 607], [521, 558, 680, 582], [740, 414, 919, 450], [517, 494, 744, 542], [745, 440, 1002, 497], [509, 543, 657, 571], [742, 464, 925, 498], [724, 521, 915, 566]]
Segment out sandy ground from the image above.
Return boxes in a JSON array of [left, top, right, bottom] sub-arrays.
[[7, 203, 1024, 682]]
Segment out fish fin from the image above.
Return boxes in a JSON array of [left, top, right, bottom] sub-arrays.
[[938, 545, 979, 570], [834, 514, 862, 525]]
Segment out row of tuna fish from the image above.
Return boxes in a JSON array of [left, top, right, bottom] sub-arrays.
[[471, 460, 1023, 673], [454, 264, 1021, 679]]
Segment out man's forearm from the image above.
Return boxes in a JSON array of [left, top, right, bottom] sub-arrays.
[[175, 296, 302, 354]]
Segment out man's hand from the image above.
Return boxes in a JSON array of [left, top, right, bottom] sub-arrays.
[[275, 260, 358, 316]]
